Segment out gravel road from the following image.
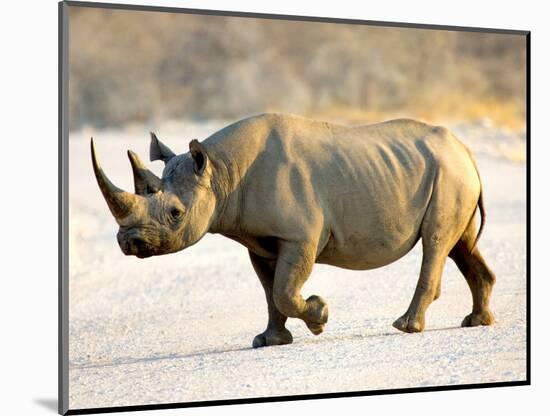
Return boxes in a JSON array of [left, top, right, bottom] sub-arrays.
[[67, 120, 527, 410]]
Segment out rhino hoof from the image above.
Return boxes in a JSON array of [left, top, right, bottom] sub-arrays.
[[306, 322, 326, 335], [252, 328, 293, 348], [304, 295, 329, 336], [461, 310, 495, 327], [392, 313, 424, 333]]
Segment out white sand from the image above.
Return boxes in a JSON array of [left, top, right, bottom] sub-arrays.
[[67, 121, 527, 410]]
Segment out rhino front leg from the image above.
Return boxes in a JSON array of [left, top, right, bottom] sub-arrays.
[[249, 251, 293, 348], [273, 242, 329, 336]]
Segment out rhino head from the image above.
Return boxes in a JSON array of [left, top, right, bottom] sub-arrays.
[[91, 133, 217, 258]]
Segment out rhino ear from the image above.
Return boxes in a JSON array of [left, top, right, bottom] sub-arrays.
[[149, 132, 176, 164], [189, 139, 208, 175]]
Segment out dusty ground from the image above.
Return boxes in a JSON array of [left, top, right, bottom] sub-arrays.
[[67, 119, 527, 410]]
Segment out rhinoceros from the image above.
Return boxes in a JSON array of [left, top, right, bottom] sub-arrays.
[[91, 113, 496, 348]]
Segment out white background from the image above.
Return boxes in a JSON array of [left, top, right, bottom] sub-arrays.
[[0, 0, 546, 415]]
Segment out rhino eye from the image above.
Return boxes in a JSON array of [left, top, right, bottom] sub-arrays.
[[170, 207, 183, 220]]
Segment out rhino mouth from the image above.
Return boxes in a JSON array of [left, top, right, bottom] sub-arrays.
[[132, 239, 155, 258], [119, 234, 157, 258]]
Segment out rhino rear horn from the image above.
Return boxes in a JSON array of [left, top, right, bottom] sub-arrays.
[[127, 150, 163, 195], [90, 138, 136, 223], [149, 132, 175, 164]]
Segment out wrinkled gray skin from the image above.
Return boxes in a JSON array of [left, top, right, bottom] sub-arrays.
[[91, 113, 496, 348]]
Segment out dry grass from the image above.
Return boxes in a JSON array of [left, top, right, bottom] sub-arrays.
[[308, 98, 525, 131], [68, 7, 527, 132]]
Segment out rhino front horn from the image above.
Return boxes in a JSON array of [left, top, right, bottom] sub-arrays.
[[90, 138, 136, 223]]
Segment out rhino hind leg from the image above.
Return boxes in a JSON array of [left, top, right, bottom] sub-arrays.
[[272, 242, 329, 336], [249, 251, 294, 348], [392, 241, 449, 333], [393, 176, 477, 333], [449, 218, 496, 327]]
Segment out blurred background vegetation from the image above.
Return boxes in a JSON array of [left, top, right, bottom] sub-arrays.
[[68, 7, 526, 131]]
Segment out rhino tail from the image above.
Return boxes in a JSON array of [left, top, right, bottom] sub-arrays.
[[471, 186, 486, 253], [468, 151, 485, 253]]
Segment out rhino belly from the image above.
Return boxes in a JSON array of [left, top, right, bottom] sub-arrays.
[[316, 225, 422, 271]]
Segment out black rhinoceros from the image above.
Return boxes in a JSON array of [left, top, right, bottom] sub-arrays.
[[91, 113, 496, 348]]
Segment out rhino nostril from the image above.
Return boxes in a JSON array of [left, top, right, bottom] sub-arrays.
[[130, 237, 147, 250]]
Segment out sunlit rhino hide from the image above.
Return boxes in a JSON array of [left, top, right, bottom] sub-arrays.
[[91, 113, 496, 348]]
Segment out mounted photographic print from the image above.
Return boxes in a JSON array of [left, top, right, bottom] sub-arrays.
[[58, 1, 530, 414]]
